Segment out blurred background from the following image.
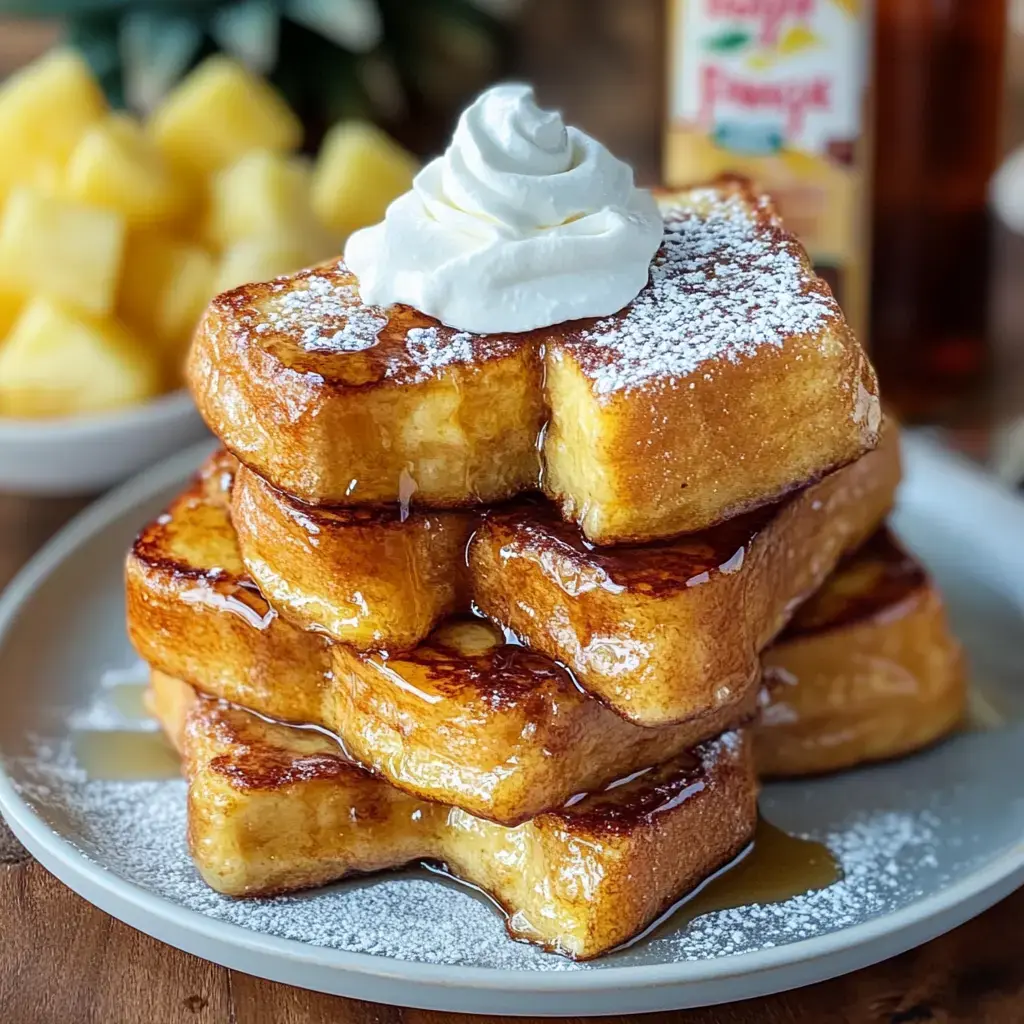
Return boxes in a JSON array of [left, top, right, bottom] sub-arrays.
[[0, 0, 1021, 491]]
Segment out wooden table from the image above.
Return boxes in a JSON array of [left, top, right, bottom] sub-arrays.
[[1, 494, 1023, 1023]]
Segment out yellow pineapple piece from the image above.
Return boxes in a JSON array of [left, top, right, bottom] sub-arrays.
[[118, 233, 216, 356], [0, 287, 24, 342], [66, 113, 188, 228], [0, 297, 159, 418], [149, 57, 302, 181], [0, 188, 125, 316], [214, 236, 323, 293], [0, 49, 106, 197], [206, 150, 331, 250], [311, 121, 417, 236]]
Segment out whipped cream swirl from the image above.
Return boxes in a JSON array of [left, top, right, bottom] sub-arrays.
[[344, 84, 663, 334]]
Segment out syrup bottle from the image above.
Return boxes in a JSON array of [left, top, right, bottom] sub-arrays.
[[663, 0, 1008, 423], [870, 0, 1007, 422], [663, 0, 872, 340]]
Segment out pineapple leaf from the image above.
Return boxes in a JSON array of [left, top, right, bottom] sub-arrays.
[[120, 9, 205, 112], [64, 14, 124, 106], [0, 1, 219, 12], [211, 0, 279, 74], [285, 0, 383, 54]]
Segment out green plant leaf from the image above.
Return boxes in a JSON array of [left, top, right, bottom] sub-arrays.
[[0, 1, 218, 13], [285, 0, 382, 53], [211, 0, 279, 73], [120, 8, 204, 112], [65, 13, 124, 106], [704, 27, 752, 53]]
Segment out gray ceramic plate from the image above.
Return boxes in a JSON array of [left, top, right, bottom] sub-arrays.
[[0, 434, 1022, 1017]]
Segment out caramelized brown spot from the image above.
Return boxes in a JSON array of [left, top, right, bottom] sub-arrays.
[[551, 747, 710, 835], [484, 493, 780, 595]]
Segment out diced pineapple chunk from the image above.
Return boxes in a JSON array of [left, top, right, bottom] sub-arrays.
[[118, 233, 216, 363], [0, 287, 23, 342], [206, 150, 318, 246], [311, 122, 417, 236], [0, 49, 106, 196], [66, 113, 188, 228], [149, 57, 302, 180], [215, 237, 321, 293], [0, 188, 125, 316], [0, 298, 159, 418]]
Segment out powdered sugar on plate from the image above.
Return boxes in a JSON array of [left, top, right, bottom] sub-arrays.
[[573, 189, 841, 396], [5, 726, 980, 972]]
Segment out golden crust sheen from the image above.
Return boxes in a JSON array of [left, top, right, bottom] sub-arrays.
[[127, 460, 755, 824], [231, 423, 899, 724], [756, 530, 966, 777], [151, 671, 758, 960], [188, 262, 546, 508]]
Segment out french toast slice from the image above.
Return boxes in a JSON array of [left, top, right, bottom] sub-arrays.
[[127, 456, 756, 823], [188, 179, 879, 544], [756, 530, 966, 777], [329, 616, 757, 823], [127, 450, 333, 717], [188, 260, 546, 507], [541, 181, 881, 543], [230, 421, 897, 713], [472, 422, 900, 725], [233, 421, 896, 719], [231, 462, 475, 650], [149, 670, 758, 959]]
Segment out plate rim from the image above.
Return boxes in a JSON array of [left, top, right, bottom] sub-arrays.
[[0, 435, 1022, 1006]]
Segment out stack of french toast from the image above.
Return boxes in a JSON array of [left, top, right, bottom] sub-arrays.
[[125, 177, 965, 960]]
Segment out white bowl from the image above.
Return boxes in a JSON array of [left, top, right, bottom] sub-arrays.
[[0, 389, 209, 496]]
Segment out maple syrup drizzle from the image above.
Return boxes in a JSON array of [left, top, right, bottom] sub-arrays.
[[73, 730, 181, 781], [632, 817, 841, 948], [421, 817, 840, 957], [107, 682, 150, 720]]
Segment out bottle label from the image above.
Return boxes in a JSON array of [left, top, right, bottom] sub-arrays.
[[665, 0, 869, 334]]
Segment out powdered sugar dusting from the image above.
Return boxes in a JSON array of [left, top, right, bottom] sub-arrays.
[[302, 310, 387, 353], [404, 327, 475, 376], [239, 263, 521, 382], [258, 271, 383, 353], [6, 724, 980, 972], [576, 191, 839, 395]]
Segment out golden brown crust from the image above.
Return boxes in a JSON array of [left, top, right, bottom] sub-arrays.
[[231, 462, 475, 651], [152, 671, 758, 959], [127, 461, 755, 823], [470, 422, 900, 725], [188, 262, 546, 507], [756, 531, 966, 777], [126, 455, 333, 722], [330, 616, 758, 823], [187, 179, 880, 544], [225, 423, 897, 723]]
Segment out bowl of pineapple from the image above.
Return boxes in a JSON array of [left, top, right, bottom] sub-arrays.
[[0, 49, 417, 495]]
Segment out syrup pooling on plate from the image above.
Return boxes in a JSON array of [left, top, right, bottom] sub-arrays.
[[74, 730, 181, 781], [632, 819, 842, 950]]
